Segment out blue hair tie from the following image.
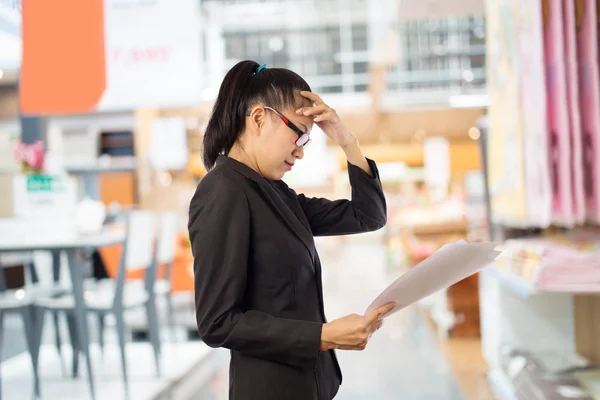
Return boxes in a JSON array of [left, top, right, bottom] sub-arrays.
[[256, 64, 267, 73]]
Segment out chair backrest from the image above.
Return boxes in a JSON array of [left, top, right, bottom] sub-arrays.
[[112, 210, 157, 305], [156, 212, 180, 265], [123, 211, 156, 271]]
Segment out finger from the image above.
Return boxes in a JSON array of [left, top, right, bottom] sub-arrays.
[[377, 301, 397, 315], [376, 302, 397, 319], [297, 104, 328, 116], [314, 111, 339, 123], [338, 344, 367, 351], [364, 302, 397, 325], [300, 90, 325, 105], [367, 319, 384, 334], [373, 319, 384, 331]]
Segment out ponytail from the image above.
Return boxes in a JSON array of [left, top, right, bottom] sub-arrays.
[[203, 60, 258, 169], [202, 60, 311, 170]]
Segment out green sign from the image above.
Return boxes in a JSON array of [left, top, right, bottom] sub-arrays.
[[26, 175, 66, 193]]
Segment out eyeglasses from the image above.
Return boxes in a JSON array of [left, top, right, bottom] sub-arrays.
[[245, 106, 312, 148]]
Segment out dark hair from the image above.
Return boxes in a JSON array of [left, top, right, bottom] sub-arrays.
[[202, 60, 312, 169]]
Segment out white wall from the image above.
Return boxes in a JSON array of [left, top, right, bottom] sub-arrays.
[[0, 29, 20, 72]]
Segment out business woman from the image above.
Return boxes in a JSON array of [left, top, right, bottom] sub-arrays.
[[188, 60, 396, 400]]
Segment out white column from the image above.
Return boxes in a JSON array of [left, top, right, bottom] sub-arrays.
[[203, 19, 225, 98], [338, 0, 354, 93], [367, 0, 399, 65]]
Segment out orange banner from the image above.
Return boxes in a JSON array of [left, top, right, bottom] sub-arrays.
[[20, 0, 106, 114]]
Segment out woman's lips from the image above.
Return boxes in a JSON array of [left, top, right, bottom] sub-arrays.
[[284, 161, 294, 169]]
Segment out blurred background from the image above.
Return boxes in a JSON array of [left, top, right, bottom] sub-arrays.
[[1, 0, 600, 399]]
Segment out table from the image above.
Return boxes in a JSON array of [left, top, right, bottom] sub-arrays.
[[0, 219, 126, 400]]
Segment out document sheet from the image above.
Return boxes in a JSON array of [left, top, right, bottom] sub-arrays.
[[365, 241, 501, 318]]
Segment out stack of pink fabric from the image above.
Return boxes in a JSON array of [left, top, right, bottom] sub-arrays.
[[497, 230, 600, 292]]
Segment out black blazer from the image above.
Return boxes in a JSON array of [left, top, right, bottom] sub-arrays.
[[188, 155, 387, 400]]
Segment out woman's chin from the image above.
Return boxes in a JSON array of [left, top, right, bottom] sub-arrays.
[[263, 170, 286, 180], [274, 171, 286, 180]]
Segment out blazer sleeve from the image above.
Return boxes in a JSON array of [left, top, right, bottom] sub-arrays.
[[188, 177, 323, 369], [296, 158, 387, 236]]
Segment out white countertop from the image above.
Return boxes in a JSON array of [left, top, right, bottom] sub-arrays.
[[0, 217, 125, 252]]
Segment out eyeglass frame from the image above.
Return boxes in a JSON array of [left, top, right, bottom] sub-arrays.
[[245, 106, 312, 148]]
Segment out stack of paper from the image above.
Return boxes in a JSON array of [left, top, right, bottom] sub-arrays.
[[366, 240, 501, 318]]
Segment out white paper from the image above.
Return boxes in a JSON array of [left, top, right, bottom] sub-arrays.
[[365, 241, 501, 318]]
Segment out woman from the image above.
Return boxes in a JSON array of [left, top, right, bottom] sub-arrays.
[[188, 60, 396, 400]]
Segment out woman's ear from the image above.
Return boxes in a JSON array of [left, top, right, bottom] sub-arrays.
[[248, 107, 266, 136]]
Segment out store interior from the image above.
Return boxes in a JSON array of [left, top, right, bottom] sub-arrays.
[[1, 0, 600, 399]]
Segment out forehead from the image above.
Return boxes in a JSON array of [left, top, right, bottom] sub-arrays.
[[290, 112, 314, 133]]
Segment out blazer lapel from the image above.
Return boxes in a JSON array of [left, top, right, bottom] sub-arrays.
[[255, 182, 316, 253], [216, 156, 316, 258], [269, 180, 313, 232]]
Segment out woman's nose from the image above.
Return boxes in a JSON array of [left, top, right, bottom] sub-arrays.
[[292, 146, 304, 160]]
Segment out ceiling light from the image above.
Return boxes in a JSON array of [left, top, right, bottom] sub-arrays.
[[268, 36, 284, 52], [468, 127, 481, 140], [462, 70, 475, 82]]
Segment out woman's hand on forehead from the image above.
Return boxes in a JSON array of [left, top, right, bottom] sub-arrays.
[[294, 90, 356, 147], [298, 90, 322, 106], [295, 92, 315, 109]]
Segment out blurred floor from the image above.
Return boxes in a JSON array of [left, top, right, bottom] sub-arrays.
[[437, 336, 495, 400], [1, 235, 478, 400], [192, 235, 466, 400]]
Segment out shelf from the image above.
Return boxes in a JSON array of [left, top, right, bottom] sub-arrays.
[[65, 158, 137, 174], [66, 166, 137, 174], [485, 267, 600, 298]]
